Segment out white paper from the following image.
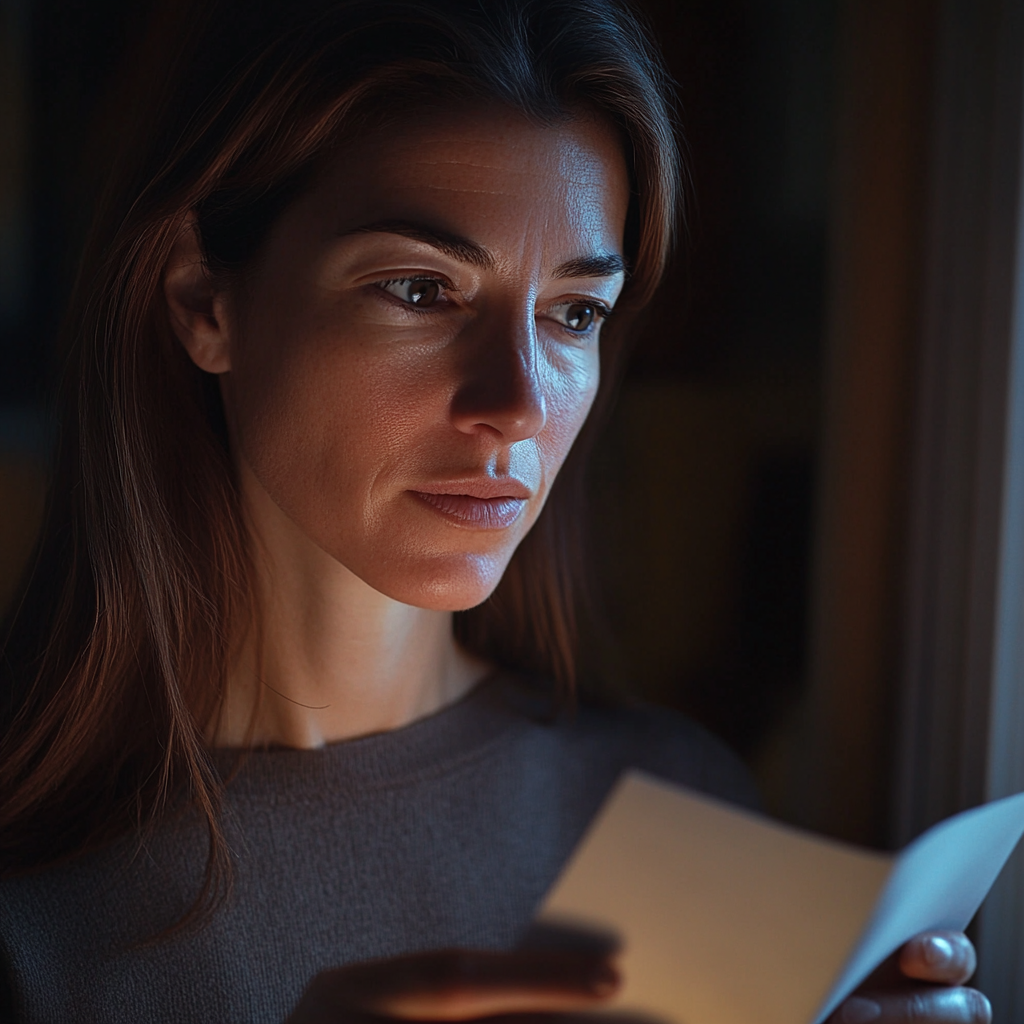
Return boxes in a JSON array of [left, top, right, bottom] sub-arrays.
[[534, 770, 1024, 1024]]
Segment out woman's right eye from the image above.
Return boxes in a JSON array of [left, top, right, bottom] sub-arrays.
[[377, 277, 445, 308]]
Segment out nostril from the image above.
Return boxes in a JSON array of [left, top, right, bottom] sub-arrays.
[[449, 353, 547, 441]]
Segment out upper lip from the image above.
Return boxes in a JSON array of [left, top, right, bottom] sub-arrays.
[[411, 477, 533, 500]]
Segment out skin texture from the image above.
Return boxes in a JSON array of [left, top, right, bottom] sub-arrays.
[[830, 932, 990, 1023], [164, 105, 991, 1023]]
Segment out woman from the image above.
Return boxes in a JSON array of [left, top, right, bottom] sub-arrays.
[[0, 0, 991, 1021]]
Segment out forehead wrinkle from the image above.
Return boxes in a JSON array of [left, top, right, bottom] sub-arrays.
[[407, 164, 604, 190], [407, 161, 596, 184], [403, 158, 520, 172], [397, 154, 604, 185], [415, 185, 518, 196]]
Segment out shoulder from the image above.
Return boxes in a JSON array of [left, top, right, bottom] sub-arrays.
[[497, 675, 762, 812], [576, 697, 762, 811]]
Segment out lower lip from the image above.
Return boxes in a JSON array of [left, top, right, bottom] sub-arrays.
[[410, 491, 528, 529]]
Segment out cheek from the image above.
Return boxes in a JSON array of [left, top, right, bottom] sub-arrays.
[[222, 301, 602, 611], [536, 346, 601, 477], [223, 314, 444, 524]]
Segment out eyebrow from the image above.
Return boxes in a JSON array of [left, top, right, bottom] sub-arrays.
[[343, 219, 627, 280], [345, 220, 495, 269], [551, 252, 627, 280]]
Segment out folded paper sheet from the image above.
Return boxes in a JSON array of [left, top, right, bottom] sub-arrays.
[[535, 771, 1024, 1024]]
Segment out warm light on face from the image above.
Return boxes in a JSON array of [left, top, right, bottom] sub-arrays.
[[220, 104, 630, 610]]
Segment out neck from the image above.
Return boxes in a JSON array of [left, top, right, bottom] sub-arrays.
[[212, 461, 491, 749]]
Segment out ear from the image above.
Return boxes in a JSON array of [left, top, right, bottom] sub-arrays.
[[163, 212, 233, 374]]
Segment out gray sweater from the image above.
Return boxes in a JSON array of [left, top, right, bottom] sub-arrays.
[[0, 673, 758, 1024]]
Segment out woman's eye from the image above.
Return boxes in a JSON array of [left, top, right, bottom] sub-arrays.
[[378, 278, 444, 307], [553, 301, 608, 333]]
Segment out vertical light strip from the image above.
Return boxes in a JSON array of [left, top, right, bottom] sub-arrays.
[[974, 61, 1024, 1015]]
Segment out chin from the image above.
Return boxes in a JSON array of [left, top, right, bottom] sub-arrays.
[[368, 550, 512, 611]]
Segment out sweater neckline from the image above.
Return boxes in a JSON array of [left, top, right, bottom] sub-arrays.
[[210, 671, 554, 795]]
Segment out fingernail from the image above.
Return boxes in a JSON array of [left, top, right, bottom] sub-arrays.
[[923, 935, 955, 967], [589, 964, 619, 996], [841, 997, 882, 1023]]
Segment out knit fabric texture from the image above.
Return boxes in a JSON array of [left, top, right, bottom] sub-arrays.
[[0, 673, 759, 1024]]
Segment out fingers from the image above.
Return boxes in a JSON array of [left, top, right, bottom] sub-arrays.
[[823, 933, 987, 1024], [898, 932, 977, 986], [377, 981, 614, 1020], [290, 948, 619, 1023], [835, 987, 991, 1024], [362, 949, 617, 1020]]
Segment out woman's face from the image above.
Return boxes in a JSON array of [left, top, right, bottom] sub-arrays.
[[217, 104, 629, 610]]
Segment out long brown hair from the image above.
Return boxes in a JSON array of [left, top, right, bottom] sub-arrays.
[[0, 0, 680, 907]]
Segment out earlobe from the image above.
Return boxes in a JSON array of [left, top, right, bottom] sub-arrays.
[[163, 213, 233, 374]]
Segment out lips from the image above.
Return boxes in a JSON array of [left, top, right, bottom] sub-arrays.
[[409, 477, 532, 529]]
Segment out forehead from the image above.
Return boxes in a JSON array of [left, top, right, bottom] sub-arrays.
[[301, 104, 630, 251]]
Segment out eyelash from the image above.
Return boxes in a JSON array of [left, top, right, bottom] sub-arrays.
[[551, 300, 613, 335], [375, 276, 453, 310], [374, 277, 613, 336]]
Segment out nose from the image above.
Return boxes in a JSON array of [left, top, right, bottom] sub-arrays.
[[449, 309, 547, 442]]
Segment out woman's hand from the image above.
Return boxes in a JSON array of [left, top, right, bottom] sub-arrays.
[[289, 930, 991, 1023], [286, 948, 620, 1023], [829, 931, 991, 1023]]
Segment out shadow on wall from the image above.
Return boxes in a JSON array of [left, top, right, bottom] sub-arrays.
[[588, 373, 818, 793]]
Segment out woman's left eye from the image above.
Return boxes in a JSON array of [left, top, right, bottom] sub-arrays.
[[377, 278, 445, 307], [551, 301, 609, 333]]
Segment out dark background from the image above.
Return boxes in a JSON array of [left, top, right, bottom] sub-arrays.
[[0, 0, 834, 822]]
